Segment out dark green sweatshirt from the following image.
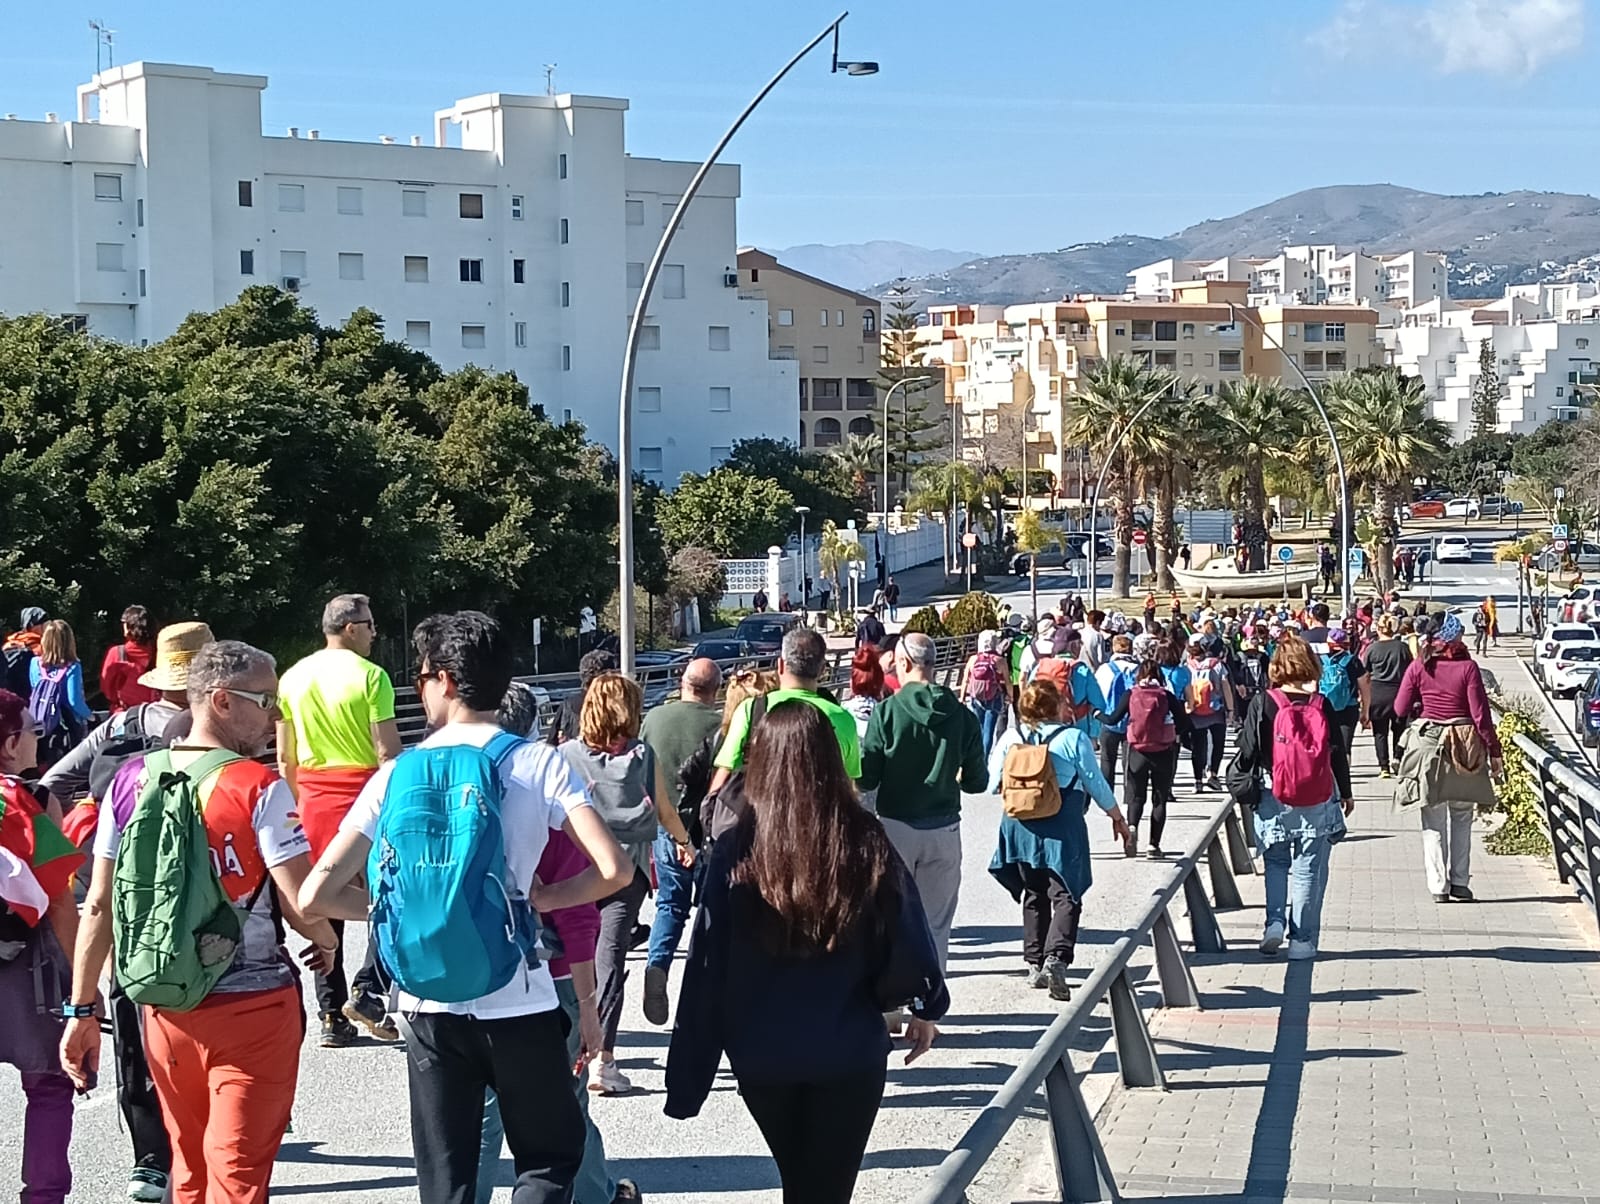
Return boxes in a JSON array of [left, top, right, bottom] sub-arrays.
[[858, 681, 988, 825]]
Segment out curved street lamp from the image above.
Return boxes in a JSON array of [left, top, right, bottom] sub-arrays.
[[1086, 375, 1183, 613], [616, 13, 876, 677], [882, 375, 936, 520]]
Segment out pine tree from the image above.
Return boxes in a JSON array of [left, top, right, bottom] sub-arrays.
[[1471, 338, 1502, 438], [876, 280, 948, 505]]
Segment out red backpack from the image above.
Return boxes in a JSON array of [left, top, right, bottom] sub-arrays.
[[1267, 688, 1335, 807], [1126, 684, 1176, 752], [967, 653, 1003, 704]]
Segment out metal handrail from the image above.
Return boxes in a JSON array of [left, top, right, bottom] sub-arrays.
[[909, 792, 1255, 1204], [1512, 731, 1600, 935]]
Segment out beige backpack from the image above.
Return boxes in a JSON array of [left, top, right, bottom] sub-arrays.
[[1000, 727, 1066, 820]]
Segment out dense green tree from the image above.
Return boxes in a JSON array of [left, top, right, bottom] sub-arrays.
[[1471, 339, 1502, 439], [877, 280, 946, 499], [719, 436, 859, 526], [655, 468, 794, 558], [1437, 431, 1518, 494]]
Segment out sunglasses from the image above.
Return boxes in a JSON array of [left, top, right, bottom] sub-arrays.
[[225, 688, 279, 710], [415, 669, 444, 693]]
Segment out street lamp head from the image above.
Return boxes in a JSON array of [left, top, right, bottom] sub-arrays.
[[830, 17, 878, 76], [794, 505, 811, 515]]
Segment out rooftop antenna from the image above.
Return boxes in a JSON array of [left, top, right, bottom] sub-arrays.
[[88, 19, 115, 74], [543, 63, 557, 95]]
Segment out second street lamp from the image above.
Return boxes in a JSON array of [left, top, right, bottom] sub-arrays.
[[881, 375, 935, 525]]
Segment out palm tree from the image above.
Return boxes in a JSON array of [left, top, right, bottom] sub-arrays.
[[906, 461, 987, 576], [1065, 356, 1179, 597], [829, 433, 883, 507], [816, 519, 865, 616], [1327, 369, 1450, 597], [1211, 378, 1309, 570]]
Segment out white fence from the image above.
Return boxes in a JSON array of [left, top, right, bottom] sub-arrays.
[[716, 518, 948, 610]]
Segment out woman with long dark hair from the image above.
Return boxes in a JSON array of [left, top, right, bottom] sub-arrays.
[[665, 704, 946, 1204], [1363, 612, 1413, 777], [99, 605, 159, 712]]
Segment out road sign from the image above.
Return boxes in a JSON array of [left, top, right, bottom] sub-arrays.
[[1348, 547, 1364, 566], [1555, 537, 1570, 553], [1277, 545, 1294, 564], [1132, 529, 1148, 546], [1553, 523, 1570, 540], [961, 532, 978, 549]]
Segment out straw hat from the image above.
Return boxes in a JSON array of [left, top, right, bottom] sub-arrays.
[[138, 622, 215, 691]]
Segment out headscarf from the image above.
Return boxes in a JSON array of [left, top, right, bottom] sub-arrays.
[[1435, 613, 1464, 645]]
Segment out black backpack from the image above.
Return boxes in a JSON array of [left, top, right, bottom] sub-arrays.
[[700, 694, 768, 842], [1, 644, 33, 700], [87, 704, 178, 801]]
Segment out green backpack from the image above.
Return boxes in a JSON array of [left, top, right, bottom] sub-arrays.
[[112, 748, 249, 1011]]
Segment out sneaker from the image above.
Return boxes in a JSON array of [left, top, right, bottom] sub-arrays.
[[629, 922, 651, 951], [1449, 884, 1476, 902], [1042, 956, 1072, 1001], [589, 1059, 634, 1095], [1206, 775, 1223, 793], [1024, 963, 1048, 989], [611, 1182, 642, 1203], [1147, 845, 1164, 859], [1433, 892, 1452, 903], [343, 996, 400, 1042], [642, 963, 670, 1026], [127, 1159, 169, 1203], [319, 1012, 358, 1048], [1379, 768, 1393, 779], [1286, 940, 1317, 961], [1259, 921, 1285, 956]]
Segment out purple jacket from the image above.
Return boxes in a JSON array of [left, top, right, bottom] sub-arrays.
[[536, 829, 601, 979], [1394, 651, 1501, 757]]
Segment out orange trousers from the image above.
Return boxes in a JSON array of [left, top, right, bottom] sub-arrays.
[[144, 986, 301, 1204]]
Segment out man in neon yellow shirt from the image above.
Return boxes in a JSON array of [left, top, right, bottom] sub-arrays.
[[277, 593, 401, 1046]]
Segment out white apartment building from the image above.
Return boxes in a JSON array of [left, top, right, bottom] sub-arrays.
[[1130, 245, 1448, 319], [0, 61, 795, 487]]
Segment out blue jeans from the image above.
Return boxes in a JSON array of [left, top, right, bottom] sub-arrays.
[[647, 827, 696, 971], [1253, 792, 1342, 948], [969, 698, 1005, 756], [478, 979, 615, 1204]]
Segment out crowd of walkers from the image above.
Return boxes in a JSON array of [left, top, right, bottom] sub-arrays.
[[0, 573, 1507, 1204]]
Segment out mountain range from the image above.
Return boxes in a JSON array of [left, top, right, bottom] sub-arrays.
[[776, 184, 1600, 309]]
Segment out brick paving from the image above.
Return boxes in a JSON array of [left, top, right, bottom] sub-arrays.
[[1097, 736, 1600, 1204]]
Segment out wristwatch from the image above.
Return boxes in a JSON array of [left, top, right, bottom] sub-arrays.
[[60, 1002, 95, 1020]]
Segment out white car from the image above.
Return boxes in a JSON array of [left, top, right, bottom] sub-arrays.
[[1544, 643, 1600, 697], [1435, 535, 1474, 563], [1554, 585, 1600, 621], [1536, 541, 1600, 572], [1444, 497, 1481, 519], [1535, 623, 1600, 690]]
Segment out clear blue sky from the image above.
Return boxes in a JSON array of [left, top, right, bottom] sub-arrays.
[[2, 0, 1593, 255]]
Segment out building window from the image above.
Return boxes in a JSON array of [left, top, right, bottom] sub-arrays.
[[136, 198, 144, 227], [1133, 350, 1152, 369], [813, 346, 830, 364], [511, 194, 524, 220], [1155, 320, 1177, 341], [710, 387, 731, 412], [749, 268, 760, 283], [848, 417, 874, 437], [405, 321, 430, 347], [857, 346, 865, 364], [662, 201, 675, 227], [514, 259, 526, 284], [462, 324, 487, 349], [337, 186, 363, 215], [1181, 322, 1195, 338], [95, 242, 124, 272], [639, 326, 661, 350], [837, 309, 845, 327], [277, 183, 305, 212], [1154, 350, 1177, 369], [138, 269, 147, 297], [638, 446, 663, 482], [559, 218, 569, 244], [240, 250, 255, 276], [1181, 352, 1193, 367], [863, 310, 876, 335], [813, 379, 841, 405], [60, 315, 88, 334], [1303, 323, 1324, 343], [338, 252, 364, 281], [778, 309, 794, 326], [799, 379, 809, 408], [626, 199, 645, 226], [626, 262, 645, 289], [1203, 352, 1214, 367], [1557, 386, 1566, 397], [1132, 320, 1153, 342], [280, 250, 307, 280], [661, 264, 685, 299], [405, 255, 429, 283], [819, 309, 830, 327], [1219, 349, 1242, 372], [94, 172, 122, 201], [1325, 323, 1346, 342], [799, 420, 807, 448], [238, 180, 253, 207], [708, 326, 730, 351], [514, 321, 527, 348], [1203, 383, 1214, 396], [638, 387, 662, 413], [562, 345, 572, 371], [1113, 326, 1126, 336], [813, 418, 842, 447], [561, 281, 570, 307], [402, 188, 427, 217], [459, 258, 483, 283], [459, 193, 484, 219], [558, 153, 568, 179]]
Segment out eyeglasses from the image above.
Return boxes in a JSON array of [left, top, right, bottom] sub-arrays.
[[348, 619, 376, 630], [415, 669, 444, 694], [225, 688, 278, 711]]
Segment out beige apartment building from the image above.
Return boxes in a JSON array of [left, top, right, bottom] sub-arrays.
[[736, 249, 881, 450], [912, 280, 1385, 500]]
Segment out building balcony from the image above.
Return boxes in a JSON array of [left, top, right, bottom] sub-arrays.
[[770, 348, 797, 360]]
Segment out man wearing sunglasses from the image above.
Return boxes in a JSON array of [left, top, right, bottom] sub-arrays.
[[276, 593, 402, 1047]]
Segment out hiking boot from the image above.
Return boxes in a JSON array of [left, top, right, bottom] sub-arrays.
[[642, 964, 670, 1026], [1259, 921, 1285, 956], [590, 1059, 634, 1095], [127, 1158, 169, 1203], [1042, 956, 1072, 1001], [319, 1012, 358, 1048], [343, 996, 400, 1042], [1449, 883, 1475, 902], [1024, 963, 1048, 989]]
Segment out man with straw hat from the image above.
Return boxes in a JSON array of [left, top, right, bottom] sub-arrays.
[[39, 619, 212, 1204]]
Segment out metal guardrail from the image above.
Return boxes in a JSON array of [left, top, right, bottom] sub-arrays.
[[909, 793, 1257, 1204], [1512, 731, 1600, 936]]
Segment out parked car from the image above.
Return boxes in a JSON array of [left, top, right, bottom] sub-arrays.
[[1009, 550, 1065, 575], [1545, 642, 1600, 697], [1576, 671, 1600, 748], [1478, 494, 1524, 518], [692, 638, 754, 662], [1554, 585, 1600, 621], [1535, 623, 1600, 688], [1416, 488, 1452, 502], [1408, 499, 1447, 519], [732, 611, 802, 654], [1435, 534, 1474, 563], [1444, 497, 1481, 519], [1536, 541, 1600, 572]]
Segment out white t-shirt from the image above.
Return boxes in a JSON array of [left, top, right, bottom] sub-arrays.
[[342, 722, 593, 1019]]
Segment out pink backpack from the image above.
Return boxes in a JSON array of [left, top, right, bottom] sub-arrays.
[[1267, 688, 1335, 807]]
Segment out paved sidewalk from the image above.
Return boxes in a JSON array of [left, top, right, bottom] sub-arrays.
[[1096, 736, 1600, 1203]]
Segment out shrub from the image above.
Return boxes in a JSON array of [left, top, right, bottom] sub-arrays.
[[943, 591, 999, 637], [1484, 695, 1552, 858], [901, 605, 946, 638]]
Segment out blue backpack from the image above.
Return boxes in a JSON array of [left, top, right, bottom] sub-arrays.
[[368, 730, 540, 1003], [1103, 662, 1138, 733], [1319, 651, 1356, 712], [29, 665, 70, 735]]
